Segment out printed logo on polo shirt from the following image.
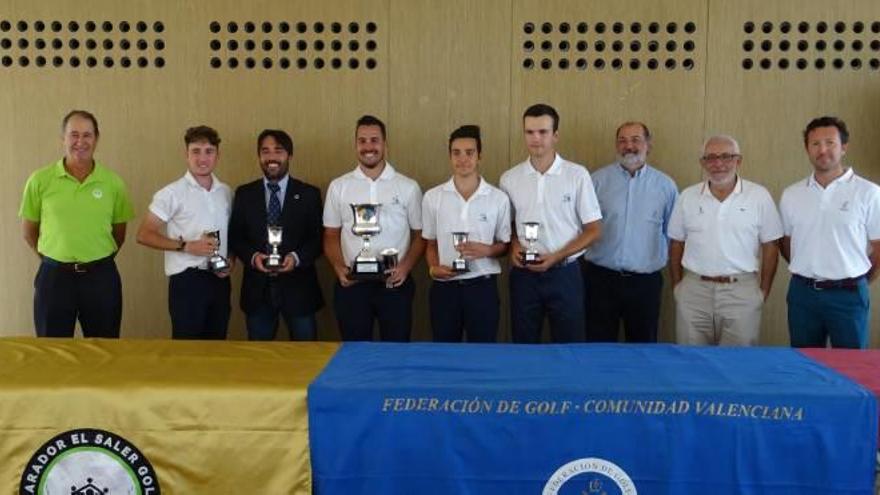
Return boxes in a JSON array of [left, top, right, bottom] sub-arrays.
[[562, 193, 572, 203], [92, 188, 104, 199], [543, 457, 636, 495], [19, 428, 161, 495], [478, 213, 489, 222], [840, 201, 850, 211]]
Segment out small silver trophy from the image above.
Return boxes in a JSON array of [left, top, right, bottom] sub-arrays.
[[521, 222, 541, 265], [451, 232, 469, 272], [380, 248, 400, 288], [380, 248, 399, 272], [206, 230, 230, 273], [349, 203, 384, 280], [266, 225, 283, 271]]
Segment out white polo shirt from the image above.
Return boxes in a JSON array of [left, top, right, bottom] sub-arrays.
[[780, 167, 880, 280], [148, 171, 232, 276], [500, 154, 602, 263], [422, 176, 511, 280], [668, 177, 782, 276], [323, 162, 422, 264]]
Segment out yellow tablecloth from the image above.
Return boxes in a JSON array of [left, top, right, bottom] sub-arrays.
[[0, 338, 338, 494]]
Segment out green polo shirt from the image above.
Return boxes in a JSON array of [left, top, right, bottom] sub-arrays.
[[19, 159, 135, 262]]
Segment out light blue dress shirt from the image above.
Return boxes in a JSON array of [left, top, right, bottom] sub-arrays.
[[584, 163, 678, 273]]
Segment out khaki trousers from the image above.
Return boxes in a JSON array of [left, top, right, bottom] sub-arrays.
[[673, 271, 763, 346]]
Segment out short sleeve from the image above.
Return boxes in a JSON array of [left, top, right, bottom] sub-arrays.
[[495, 192, 512, 242], [18, 172, 42, 222], [421, 190, 437, 240], [779, 188, 794, 236], [865, 184, 880, 240], [758, 188, 784, 243], [406, 182, 423, 230], [322, 180, 343, 228], [667, 196, 686, 241], [147, 185, 176, 223], [112, 177, 135, 223], [577, 171, 603, 224]]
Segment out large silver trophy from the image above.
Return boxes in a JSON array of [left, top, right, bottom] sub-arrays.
[[206, 230, 230, 273], [451, 232, 469, 272], [349, 203, 384, 280], [266, 225, 283, 271], [521, 222, 541, 265]]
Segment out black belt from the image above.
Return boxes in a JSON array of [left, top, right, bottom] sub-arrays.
[[41, 255, 115, 273], [590, 262, 656, 278], [793, 273, 865, 290], [436, 274, 496, 286]]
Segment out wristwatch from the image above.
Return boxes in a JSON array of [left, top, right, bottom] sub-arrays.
[[176, 237, 186, 252]]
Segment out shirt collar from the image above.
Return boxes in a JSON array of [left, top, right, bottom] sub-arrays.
[[700, 175, 743, 196], [807, 167, 854, 188], [441, 176, 492, 197], [616, 162, 649, 178], [55, 158, 102, 183], [353, 161, 396, 181], [263, 174, 290, 190], [525, 153, 564, 176], [184, 170, 220, 192]]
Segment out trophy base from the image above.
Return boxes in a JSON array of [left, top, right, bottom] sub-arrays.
[[451, 259, 469, 272], [350, 258, 386, 281], [521, 252, 540, 265], [265, 254, 283, 272], [208, 256, 230, 273]]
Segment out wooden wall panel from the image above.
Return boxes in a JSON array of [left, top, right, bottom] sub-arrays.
[[388, 0, 512, 340], [706, 0, 880, 346], [0, 0, 389, 339], [511, 0, 708, 341], [0, 0, 878, 346]]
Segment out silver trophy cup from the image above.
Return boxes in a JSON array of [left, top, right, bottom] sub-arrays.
[[451, 232, 469, 272], [521, 222, 541, 265], [266, 225, 283, 271], [206, 230, 230, 273], [349, 203, 384, 280]]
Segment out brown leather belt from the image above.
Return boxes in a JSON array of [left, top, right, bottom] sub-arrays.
[[699, 275, 738, 283]]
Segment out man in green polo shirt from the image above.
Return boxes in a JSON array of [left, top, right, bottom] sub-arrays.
[[19, 110, 134, 338]]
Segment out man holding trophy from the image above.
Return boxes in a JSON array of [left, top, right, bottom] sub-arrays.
[[228, 129, 325, 341], [136, 126, 233, 340], [323, 115, 425, 341], [422, 125, 511, 342], [500, 104, 603, 343]]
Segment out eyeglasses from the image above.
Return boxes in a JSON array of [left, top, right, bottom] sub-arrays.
[[700, 153, 741, 162]]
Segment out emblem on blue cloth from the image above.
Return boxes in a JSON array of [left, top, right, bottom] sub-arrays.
[[543, 457, 636, 495], [19, 428, 161, 495]]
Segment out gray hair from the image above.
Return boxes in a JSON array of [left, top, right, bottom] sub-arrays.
[[701, 134, 740, 155]]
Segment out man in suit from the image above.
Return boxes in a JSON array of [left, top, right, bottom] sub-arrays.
[[229, 129, 325, 340]]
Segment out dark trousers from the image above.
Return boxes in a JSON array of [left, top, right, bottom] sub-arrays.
[[168, 268, 231, 340], [429, 275, 499, 343], [509, 262, 585, 343], [34, 258, 122, 338], [583, 262, 663, 343], [787, 276, 870, 349], [245, 282, 317, 341], [333, 277, 415, 342]]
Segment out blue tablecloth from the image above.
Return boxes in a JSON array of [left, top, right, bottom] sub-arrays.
[[309, 343, 877, 494]]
